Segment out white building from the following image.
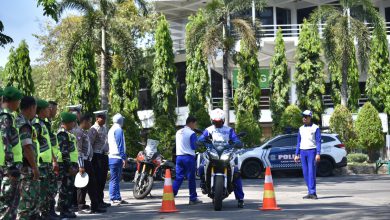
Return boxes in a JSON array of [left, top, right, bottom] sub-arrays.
[[138, 0, 390, 137]]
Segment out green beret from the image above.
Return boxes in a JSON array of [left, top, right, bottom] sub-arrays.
[[60, 112, 77, 123], [3, 86, 23, 101], [37, 99, 49, 109]]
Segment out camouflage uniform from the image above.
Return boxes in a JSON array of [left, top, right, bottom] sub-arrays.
[[57, 127, 78, 212], [16, 114, 40, 219], [32, 117, 54, 217], [44, 119, 60, 211], [0, 109, 22, 220]]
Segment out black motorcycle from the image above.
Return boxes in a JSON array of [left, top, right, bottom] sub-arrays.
[[198, 133, 245, 211]]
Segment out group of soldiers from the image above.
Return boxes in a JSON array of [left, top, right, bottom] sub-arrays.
[[0, 86, 111, 219]]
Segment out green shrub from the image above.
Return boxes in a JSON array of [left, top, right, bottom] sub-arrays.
[[355, 102, 384, 162], [347, 153, 368, 163], [329, 105, 357, 152], [194, 108, 210, 130], [235, 111, 262, 148], [279, 105, 302, 134], [149, 115, 176, 159]]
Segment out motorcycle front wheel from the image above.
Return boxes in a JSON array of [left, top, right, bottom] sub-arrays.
[[213, 175, 224, 211], [133, 173, 154, 199]]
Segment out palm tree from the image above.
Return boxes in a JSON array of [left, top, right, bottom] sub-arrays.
[[310, 0, 382, 108], [0, 21, 13, 47], [188, 0, 265, 124], [58, 0, 148, 110]]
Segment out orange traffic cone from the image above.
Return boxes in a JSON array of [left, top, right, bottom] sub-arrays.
[[159, 169, 179, 213], [259, 167, 281, 211]]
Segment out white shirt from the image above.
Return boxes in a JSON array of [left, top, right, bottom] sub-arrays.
[[176, 126, 196, 156]]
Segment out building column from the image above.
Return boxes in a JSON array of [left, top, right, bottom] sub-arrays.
[[273, 6, 277, 36], [291, 5, 298, 36], [207, 60, 212, 112], [290, 66, 297, 105]]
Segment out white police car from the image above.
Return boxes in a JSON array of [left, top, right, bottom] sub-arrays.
[[237, 133, 347, 178]]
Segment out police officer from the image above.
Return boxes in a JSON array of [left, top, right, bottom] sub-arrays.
[[294, 110, 321, 200], [173, 116, 202, 205], [32, 99, 61, 219], [76, 114, 106, 214], [198, 108, 245, 208], [56, 112, 79, 218], [89, 110, 110, 208], [0, 86, 23, 220], [16, 96, 41, 220]]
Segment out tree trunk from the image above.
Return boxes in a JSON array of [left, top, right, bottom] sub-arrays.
[[222, 17, 230, 125], [101, 26, 109, 110], [223, 49, 230, 125], [341, 63, 348, 107]]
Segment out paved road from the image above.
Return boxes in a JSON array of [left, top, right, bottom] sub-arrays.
[[76, 175, 390, 220]]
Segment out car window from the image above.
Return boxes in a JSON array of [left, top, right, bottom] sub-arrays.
[[270, 136, 296, 147], [321, 136, 335, 143]]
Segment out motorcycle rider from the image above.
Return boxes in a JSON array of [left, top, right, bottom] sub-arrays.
[[197, 108, 245, 208]]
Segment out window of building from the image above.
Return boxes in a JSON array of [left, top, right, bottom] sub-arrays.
[[297, 6, 317, 24]]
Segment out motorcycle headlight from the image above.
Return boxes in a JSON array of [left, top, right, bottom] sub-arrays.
[[221, 154, 230, 161], [209, 149, 219, 160]]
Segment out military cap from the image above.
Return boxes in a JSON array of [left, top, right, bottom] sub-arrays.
[[66, 104, 82, 112], [2, 86, 23, 101], [93, 110, 108, 117], [37, 99, 49, 109], [60, 112, 77, 123]]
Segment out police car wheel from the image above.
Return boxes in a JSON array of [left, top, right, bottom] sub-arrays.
[[242, 160, 262, 179], [317, 159, 333, 177]]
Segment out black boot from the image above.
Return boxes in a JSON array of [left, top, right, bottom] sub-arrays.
[[200, 176, 207, 194]]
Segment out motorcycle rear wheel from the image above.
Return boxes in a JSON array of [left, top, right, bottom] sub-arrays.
[[133, 174, 154, 199]]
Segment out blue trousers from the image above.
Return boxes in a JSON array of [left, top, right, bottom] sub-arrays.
[[300, 149, 317, 195], [109, 159, 123, 201], [173, 155, 198, 201], [198, 165, 244, 200]]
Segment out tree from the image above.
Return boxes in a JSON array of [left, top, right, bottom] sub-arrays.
[[294, 20, 325, 122], [58, 0, 150, 110], [110, 53, 142, 157], [310, 0, 382, 108], [4, 40, 34, 96], [67, 40, 99, 114], [234, 39, 262, 146], [0, 21, 13, 47], [185, 10, 210, 130], [280, 105, 302, 134], [270, 28, 290, 134], [366, 19, 390, 114], [187, 0, 266, 124], [355, 102, 384, 162], [150, 15, 177, 158], [329, 105, 357, 152]]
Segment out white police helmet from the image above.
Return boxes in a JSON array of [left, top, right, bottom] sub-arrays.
[[210, 108, 225, 122]]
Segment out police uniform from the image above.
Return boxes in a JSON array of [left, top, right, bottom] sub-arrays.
[[32, 111, 56, 217], [295, 110, 321, 198], [172, 126, 199, 203], [0, 87, 23, 220], [56, 112, 78, 217], [16, 113, 41, 220], [89, 110, 109, 206], [75, 125, 101, 212]]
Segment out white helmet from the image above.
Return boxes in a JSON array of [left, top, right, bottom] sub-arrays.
[[210, 108, 225, 122]]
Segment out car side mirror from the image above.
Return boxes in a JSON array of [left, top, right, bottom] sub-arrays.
[[263, 145, 272, 149], [237, 132, 247, 137]]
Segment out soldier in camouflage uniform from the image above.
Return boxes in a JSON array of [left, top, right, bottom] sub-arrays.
[[32, 99, 61, 220], [0, 86, 23, 220], [45, 101, 61, 216], [56, 112, 78, 218], [16, 96, 41, 220]]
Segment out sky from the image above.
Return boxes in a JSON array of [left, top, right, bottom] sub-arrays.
[[0, 1, 52, 68]]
